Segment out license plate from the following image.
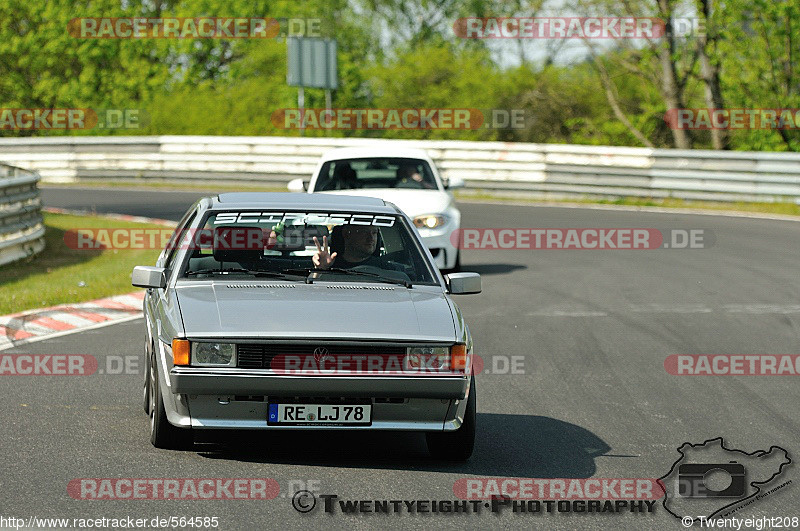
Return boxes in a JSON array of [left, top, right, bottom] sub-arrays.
[[268, 403, 372, 425]]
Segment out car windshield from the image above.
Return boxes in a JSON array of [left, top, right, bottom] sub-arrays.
[[180, 211, 437, 285], [314, 158, 438, 191]]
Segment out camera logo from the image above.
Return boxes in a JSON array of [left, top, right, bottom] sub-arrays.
[[677, 462, 745, 498], [659, 437, 791, 524]]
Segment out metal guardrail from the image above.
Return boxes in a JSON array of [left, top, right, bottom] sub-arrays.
[[0, 136, 799, 203], [0, 164, 45, 267]]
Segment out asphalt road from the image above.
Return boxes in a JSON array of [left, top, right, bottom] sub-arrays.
[[2, 187, 798, 530]]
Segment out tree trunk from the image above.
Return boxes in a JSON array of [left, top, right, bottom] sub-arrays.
[[657, 0, 692, 148], [696, 0, 730, 149]]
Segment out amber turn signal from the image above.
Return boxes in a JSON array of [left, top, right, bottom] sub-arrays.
[[450, 344, 467, 370], [172, 339, 190, 366]]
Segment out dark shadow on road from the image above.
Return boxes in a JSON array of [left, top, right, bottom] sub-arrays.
[[196, 413, 609, 478], [461, 263, 527, 276]]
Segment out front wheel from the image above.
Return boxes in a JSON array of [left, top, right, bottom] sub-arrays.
[[149, 353, 192, 450], [426, 375, 476, 460], [143, 341, 151, 414]]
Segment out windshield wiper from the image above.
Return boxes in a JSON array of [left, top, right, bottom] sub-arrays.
[[293, 267, 412, 288], [184, 268, 303, 280]]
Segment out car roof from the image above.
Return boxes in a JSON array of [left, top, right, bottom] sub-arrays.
[[210, 192, 399, 214], [319, 146, 433, 163]]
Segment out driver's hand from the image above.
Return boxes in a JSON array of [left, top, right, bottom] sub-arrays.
[[312, 236, 337, 269], [266, 230, 278, 249]]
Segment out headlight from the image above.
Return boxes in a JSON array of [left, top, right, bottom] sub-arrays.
[[413, 215, 447, 229], [404, 346, 451, 372], [192, 342, 236, 367]]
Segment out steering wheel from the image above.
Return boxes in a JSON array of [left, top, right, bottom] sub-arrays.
[[352, 264, 411, 282], [352, 264, 388, 275]]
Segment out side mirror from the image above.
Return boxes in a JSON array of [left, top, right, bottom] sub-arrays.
[[444, 175, 465, 189], [445, 272, 481, 294], [132, 266, 166, 289], [287, 178, 306, 192]]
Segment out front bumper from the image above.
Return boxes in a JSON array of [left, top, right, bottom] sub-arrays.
[[185, 396, 462, 431], [165, 369, 472, 431], [419, 229, 459, 269], [170, 369, 469, 398]]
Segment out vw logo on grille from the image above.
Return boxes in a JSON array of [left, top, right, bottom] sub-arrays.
[[313, 347, 331, 362]]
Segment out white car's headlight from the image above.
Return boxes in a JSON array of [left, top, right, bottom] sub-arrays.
[[413, 215, 447, 229], [192, 343, 237, 367]]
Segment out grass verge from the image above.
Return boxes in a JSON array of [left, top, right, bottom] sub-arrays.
[[0, 213, 163, 315]]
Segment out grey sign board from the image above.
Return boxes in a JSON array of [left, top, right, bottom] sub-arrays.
[[287, 37, 338, 90]]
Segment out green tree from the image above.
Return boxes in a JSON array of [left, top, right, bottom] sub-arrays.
[[0, 0, 170, 136], [717, 0, 800, 150]]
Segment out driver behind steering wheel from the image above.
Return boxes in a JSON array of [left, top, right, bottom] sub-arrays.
[[312, 224, 380, 270]]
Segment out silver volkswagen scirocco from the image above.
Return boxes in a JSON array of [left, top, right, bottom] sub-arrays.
[[132, 193, 481, 460]]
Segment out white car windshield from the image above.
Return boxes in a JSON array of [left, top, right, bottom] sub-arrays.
[[179, 211, 438, 285], [314, 157, 438, 191]]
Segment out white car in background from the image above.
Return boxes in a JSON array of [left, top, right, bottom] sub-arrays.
[[289, 147, 464, 270]]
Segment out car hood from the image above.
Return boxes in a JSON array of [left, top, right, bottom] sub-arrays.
[[175, 282, 456, 342], [319, 189, 452, 217]]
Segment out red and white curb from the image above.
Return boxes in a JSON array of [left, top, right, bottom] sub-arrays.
[[0, 210, 172, 351], [0, 291, 145, 351]]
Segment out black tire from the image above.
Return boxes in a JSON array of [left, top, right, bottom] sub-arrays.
[[426, 375, 476, 460], [143, 341, 151, 415], [149, 353, 192, 450]]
